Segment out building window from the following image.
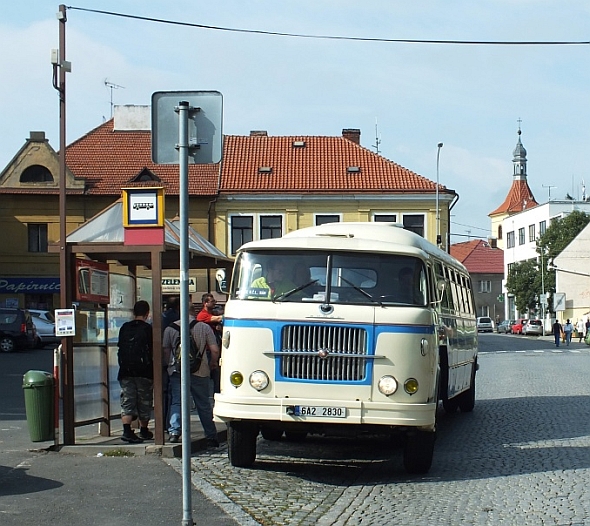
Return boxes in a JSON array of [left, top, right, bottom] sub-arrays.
[[20, 165, 54, 183], [28, 224, 48, 252], [498, 225, 503, 240], [260, 215, 282, 240], [373, 214, 397, 223], [230, 216, 253, 254], [402, 214, 424, 237], [506, 231, 515, 249], [478, 280, 491, 293], [539, 220, 546, 235], [315, 214, 340, 226], [529, 224, 535, 243], [518, 227, 525, 245], [478, 306, 490, 317]]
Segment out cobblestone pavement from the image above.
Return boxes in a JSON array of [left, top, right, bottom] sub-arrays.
[[185, 350, 590, 525]]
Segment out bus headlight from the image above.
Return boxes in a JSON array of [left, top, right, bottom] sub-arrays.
[[222, 331, 230, 349], [230, 371, 243, 387], [404, 378, 419, 395], [378, 375, 398, 396], [249, 370, 269, 391]]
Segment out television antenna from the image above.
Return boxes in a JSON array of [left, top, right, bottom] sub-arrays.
[[104, 79, 125, 119], [542, 184, 556, 201], [372, 118, 381, 155]]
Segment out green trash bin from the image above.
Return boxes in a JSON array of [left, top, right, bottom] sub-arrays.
[[22, 370, 54, 442]]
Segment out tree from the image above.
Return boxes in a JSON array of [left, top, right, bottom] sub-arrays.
[[506, 259, 540, 314], [536, 210, 590, 264]]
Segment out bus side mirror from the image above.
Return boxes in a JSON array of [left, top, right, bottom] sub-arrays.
[[216, 269, 228, 294], [431, 281, 446, 305]]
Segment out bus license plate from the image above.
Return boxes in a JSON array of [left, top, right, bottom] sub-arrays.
[[293, 406, 346, 418]]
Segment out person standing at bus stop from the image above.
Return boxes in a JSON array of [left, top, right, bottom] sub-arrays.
[[197, 293, 223, 394], [552, 319, 563, 347]]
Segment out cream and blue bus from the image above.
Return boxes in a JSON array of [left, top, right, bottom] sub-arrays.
[[214, 222, 478, 474]]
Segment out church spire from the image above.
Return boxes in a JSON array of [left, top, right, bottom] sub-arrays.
[[512, 119, 527, 180]]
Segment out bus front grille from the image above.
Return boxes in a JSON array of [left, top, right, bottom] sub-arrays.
[[280, 325, 368, 381]]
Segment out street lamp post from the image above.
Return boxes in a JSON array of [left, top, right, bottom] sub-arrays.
[[436, 142, 443, 247]]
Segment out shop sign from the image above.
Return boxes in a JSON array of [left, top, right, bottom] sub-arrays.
[[0, 277, 60, 294], [161, 277, 197, 293]]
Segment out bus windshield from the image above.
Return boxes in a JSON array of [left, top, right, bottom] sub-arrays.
[[231, 250, 427, 306]]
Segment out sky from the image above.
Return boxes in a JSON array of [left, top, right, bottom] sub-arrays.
[[2, 1, 590, 243]]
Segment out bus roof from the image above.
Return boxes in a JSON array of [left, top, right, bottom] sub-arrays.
[[238, 222, 468, 273]]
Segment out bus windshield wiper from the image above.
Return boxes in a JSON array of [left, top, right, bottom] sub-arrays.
[[339, 277, 384, 307], [272, 279, 319, 302]]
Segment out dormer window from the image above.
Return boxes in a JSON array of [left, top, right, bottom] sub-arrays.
[[258, 167, 273, 174], [292, 141, 306, 148], [347, 166, 361, 174]]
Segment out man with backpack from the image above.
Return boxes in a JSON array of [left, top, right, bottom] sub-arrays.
[[163, 305, 220, 446], [117, 300, 154, 444]]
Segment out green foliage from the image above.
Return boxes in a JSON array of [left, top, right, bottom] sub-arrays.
[[536, 210, 590, 263], [103, 448, 134, 457], [506, 259, 539, 313]]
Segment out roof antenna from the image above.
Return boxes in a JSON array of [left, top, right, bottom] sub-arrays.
[[373, 118, 381, 155], [104, 79, 125, 119]]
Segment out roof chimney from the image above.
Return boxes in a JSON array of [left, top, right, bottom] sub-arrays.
[[29, 131, 46, 142], [342, 128, 361, 144], [488, 237, 498, 249], [250, 130, 268, 137]]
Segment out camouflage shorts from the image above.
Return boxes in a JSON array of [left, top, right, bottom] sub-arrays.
[[119, 377, 153, 421]]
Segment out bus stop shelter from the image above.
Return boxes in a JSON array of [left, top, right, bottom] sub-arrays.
[[55, 199, 233, 445]]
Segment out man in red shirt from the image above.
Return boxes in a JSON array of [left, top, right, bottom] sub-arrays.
[[197, 293, 223, 394]]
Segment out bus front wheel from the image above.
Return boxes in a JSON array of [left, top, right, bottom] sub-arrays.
[[228, 421, 258, 467], [403, 430, 435, 474]]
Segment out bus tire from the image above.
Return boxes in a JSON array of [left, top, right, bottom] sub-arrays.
[[228, 421, 258, 467], [403, 430, 435, 474], [442, 397, 459, 413], [458, 364, 476, 413], [261, 428, 283, 441], [285, 431, 307, 442]]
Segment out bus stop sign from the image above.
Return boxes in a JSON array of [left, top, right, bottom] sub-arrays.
[[151, 91, 223, 164]]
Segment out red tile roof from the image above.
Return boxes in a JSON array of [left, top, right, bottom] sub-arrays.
[[220, 135, 443, 193], [450, 239, 504, 274], [489, 179, 538, 216], [65, 120, 220, 196]]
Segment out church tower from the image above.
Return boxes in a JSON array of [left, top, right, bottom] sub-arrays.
[[489, 125, 538, 250]]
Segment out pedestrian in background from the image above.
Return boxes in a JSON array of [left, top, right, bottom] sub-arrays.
[[117, 300, 154, 443], [563, 319, 574, 346], [163, 305, 220, 447], [552, 319, 563, 347], [577, 319, 585, 343]]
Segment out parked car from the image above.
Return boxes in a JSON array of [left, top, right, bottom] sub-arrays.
[[28, 309, 60, 347], [0, 308, 36, 352], [476, 316, 494, 332], [496, 320, 513, 334], [511, 318, 528, 335], [523, 319, 544, 336]]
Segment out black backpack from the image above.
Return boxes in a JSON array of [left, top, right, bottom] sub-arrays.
[[169, 320, 203, 374], [117, 320, 152, 368]]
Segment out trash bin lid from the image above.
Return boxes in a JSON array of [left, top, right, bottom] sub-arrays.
[[22, 370, 53, 388]]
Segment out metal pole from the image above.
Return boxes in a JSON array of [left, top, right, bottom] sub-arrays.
[[436, 143, 443, 246], [177, 101, 193, 526]]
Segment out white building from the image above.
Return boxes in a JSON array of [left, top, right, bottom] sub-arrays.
[[501, 200, 590, 321], [553, 221, 590, 324]]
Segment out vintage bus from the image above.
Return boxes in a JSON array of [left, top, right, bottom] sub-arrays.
[[214, 222, 478, 474]]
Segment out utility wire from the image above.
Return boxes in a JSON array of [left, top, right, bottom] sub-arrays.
[[66, 6, 590, 46]]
